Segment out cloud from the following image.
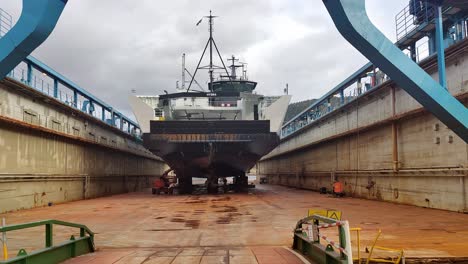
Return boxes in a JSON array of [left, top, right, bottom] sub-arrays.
[[1, 0, 408, 120]]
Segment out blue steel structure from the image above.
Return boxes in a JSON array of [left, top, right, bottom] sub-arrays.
[[322, 0, 467, 142], [434, 3, 447, 89], [282, 0, 468, 143], [0, 1, 141, 137], [0, 0, 67, 79]]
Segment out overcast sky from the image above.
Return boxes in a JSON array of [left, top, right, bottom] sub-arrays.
[[1, 0, 407, 120]]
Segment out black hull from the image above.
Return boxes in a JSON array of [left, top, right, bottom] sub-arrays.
[[143, 120, 279, 179]]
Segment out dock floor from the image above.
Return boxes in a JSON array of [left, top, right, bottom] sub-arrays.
[[1, 184, 468, 263]]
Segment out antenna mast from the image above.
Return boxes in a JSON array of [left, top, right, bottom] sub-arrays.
[[187, 11, 232, 92], [208, 11, 214, 91], [228, 55, 241, 79]]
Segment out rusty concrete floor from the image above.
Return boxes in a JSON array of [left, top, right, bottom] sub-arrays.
[[1, 184, 468, 263]]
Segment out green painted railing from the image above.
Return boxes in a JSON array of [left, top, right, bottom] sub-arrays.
[[0, 219, 95, 264], [293, 215, 352, 264]]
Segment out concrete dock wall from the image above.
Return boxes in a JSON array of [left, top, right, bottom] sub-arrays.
[[0, 78, 166, 213], [258, 40, 468, 212]]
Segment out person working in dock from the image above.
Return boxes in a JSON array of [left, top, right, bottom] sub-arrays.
[[333, 179, 344, 197]]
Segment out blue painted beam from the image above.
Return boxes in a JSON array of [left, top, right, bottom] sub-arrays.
[[0, 0, 67, 79], [101, 108, 106, 122], [340, 89, 345, 105], [26, 62, 32, 86], [322, 0, 468, 142], [53, 79, 58, 98], [73, 90, 78, 108], [434, 4, 447, 89]]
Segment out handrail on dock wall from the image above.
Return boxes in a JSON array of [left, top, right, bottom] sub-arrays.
[[20, 56, 141, 136], [0, 219, 95, 264]]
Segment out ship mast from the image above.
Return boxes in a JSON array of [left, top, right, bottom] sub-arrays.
[[181, 53, 186, 90], [208, 11, 214, 90], [187, 11, 232, 92]]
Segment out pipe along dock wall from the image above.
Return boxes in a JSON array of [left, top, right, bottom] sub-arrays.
[[258, 40, 468, 212], [0, 78, 166, 213]]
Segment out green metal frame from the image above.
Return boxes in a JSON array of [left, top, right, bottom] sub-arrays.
[[0, 219, 95, 264], [293, 215, 348, 264]]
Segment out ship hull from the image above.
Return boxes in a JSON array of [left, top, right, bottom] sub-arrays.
[[144, 134, 279, 177], [143, 120, 279, 190]]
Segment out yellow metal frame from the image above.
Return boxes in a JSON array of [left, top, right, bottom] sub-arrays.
[[307, 209, 342, 220], [350, 227, 361, 262], [2, 244, 6, 261], [2, 218, 7, 261], [366, 230, 404, 264]]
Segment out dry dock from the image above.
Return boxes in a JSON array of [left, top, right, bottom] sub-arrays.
[[1, 184, 467, 264]]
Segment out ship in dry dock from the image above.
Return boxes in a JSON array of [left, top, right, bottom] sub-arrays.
[[130, 12, 291, 193]]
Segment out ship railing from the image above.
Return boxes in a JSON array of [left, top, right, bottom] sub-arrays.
[[0, 8, 141, 139]]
